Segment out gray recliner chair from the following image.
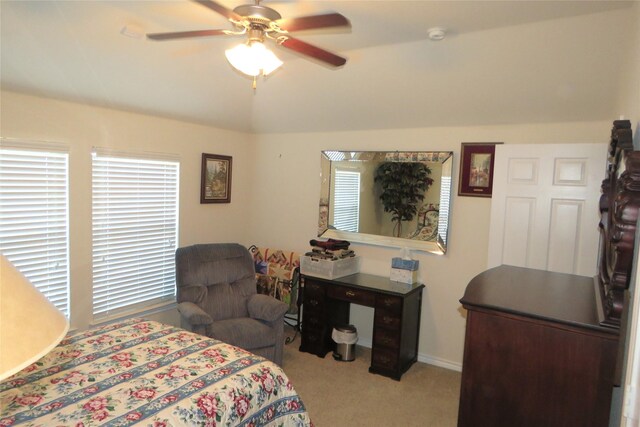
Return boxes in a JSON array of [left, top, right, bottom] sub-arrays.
[[175, 243, 289, 365]]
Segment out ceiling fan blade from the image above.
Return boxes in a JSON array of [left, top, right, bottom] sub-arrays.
[[192, 0, 243, 22], [279, 36, 346, 67], [275, 13, 350, 32], [147, 29, 228, 41]]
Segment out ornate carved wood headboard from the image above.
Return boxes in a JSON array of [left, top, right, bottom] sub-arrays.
[[596, 119, 639, 328]]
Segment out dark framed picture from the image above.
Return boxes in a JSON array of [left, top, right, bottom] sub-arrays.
[[201, 153, 232, 203], [458, 143, 502, 197]]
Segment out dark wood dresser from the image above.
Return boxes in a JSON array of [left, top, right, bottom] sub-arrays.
[[299, 272, 424, 380], [458, 265, 619, 427]]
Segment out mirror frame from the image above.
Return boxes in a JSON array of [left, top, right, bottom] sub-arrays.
[[318, 151, 454, 255]]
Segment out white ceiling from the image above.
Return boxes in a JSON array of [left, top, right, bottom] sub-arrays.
[[1, 1, 636, 134]]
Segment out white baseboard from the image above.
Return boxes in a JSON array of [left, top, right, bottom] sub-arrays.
[[357, 337, 373, 348], [356, 338, 462, 372], [417, 353, 462, 372]]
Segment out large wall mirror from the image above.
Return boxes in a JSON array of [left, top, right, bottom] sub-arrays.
[[318, 151, 454, 254]]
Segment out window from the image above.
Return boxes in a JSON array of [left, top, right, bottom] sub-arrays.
[[333, 169, 360, 232], [92, 150, 179, 318], [0, 143, 70, 316], [438, 175, 451, 245]]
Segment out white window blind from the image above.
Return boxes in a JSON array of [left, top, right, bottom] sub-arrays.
[[438, 175, 451, 244], [92, 152, 179, 318], [0, 146, 70, 316], [333, 170, 360, 233]]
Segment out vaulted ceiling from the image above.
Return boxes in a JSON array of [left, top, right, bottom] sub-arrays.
[[1, 1, 636, 133]]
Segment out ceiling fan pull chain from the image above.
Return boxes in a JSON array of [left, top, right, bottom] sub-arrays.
[[252, 76, 257, 91]]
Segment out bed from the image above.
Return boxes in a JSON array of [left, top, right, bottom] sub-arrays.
[[0, 318, 311, 426]]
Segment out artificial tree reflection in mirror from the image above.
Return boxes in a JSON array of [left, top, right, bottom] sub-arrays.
[[318, 151, 453, 254], [375, 161, 434, 237]]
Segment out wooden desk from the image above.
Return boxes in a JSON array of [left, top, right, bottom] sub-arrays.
[[299, 272, 424, 380], [458, 265, 619, 427]]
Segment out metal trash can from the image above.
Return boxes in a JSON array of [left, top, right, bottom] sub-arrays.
[[332, 324, 357, 362]]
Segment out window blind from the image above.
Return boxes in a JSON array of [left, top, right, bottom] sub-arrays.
[[324, 151, 347, 161], [0, 147, 70, 316], [438, 175, 451, 244], [333, 170, 360, 233], [92, 152, 179, 318]]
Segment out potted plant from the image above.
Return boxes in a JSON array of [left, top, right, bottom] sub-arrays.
[[374, 162, 433, 237]]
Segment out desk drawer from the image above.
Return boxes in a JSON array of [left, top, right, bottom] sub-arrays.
[[304, 295, 324, 310], [303, 280, 326, 311], [376, 295, 402, 315], [304, 280, 325, 297], [375, 309, 401, 330], [372, 347, 399, 370], [374, 328, 400, 349], [302, 312, 324, 329], [300, 326, 326, 354], [327, 285, 375, 306]]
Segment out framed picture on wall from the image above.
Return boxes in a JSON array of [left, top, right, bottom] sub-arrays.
[[458, 143, 502, 197], [201, 153, 232, 204]]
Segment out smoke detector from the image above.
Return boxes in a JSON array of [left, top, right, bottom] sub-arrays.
[[427, 27, 446, 41]]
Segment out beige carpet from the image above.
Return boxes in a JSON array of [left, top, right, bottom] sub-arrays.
[[281, 330, 461, 427]]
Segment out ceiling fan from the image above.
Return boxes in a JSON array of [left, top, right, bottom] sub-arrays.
[[147, 0, 351, 85]]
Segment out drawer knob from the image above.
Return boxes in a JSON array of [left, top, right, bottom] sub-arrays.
[[383, 316, 393, 324], [346, 291, 356, 297]]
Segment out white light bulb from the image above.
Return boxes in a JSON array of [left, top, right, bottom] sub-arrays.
[[225, 41, 283, 77]]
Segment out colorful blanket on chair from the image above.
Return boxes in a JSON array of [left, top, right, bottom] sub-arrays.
[[249, 247, 300, 314]]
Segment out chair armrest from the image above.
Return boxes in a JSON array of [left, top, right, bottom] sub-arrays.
[[247, 294, 288, 323], [177, 301, 213, 326]]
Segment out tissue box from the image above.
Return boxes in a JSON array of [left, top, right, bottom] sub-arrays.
[[390, 267, 418, 284], [391, 257, 419, 271]]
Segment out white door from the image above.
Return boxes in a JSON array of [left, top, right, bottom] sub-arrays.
[[487, 143, 606, 276]]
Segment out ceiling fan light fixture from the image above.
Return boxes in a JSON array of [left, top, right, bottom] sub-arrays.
[[225, 41, 283, 77]]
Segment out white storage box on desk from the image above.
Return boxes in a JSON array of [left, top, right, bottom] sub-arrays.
[[300, 255, 361, 280]]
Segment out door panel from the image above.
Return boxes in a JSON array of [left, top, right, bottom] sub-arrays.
[[547, 199, 583, 274], [502, 197, 535, 267], [488, 143, 606, 276]]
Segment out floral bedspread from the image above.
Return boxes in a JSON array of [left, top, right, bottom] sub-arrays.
[[0, 318, 311, 427]]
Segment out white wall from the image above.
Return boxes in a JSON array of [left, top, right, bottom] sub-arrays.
[[250, 121, 612, 369], [614, 3, 640, 424], [0, 90, 254, 330], [633, 1, 640, 148], [0, 89, 632, 369], [616, 2, 640, 149]]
